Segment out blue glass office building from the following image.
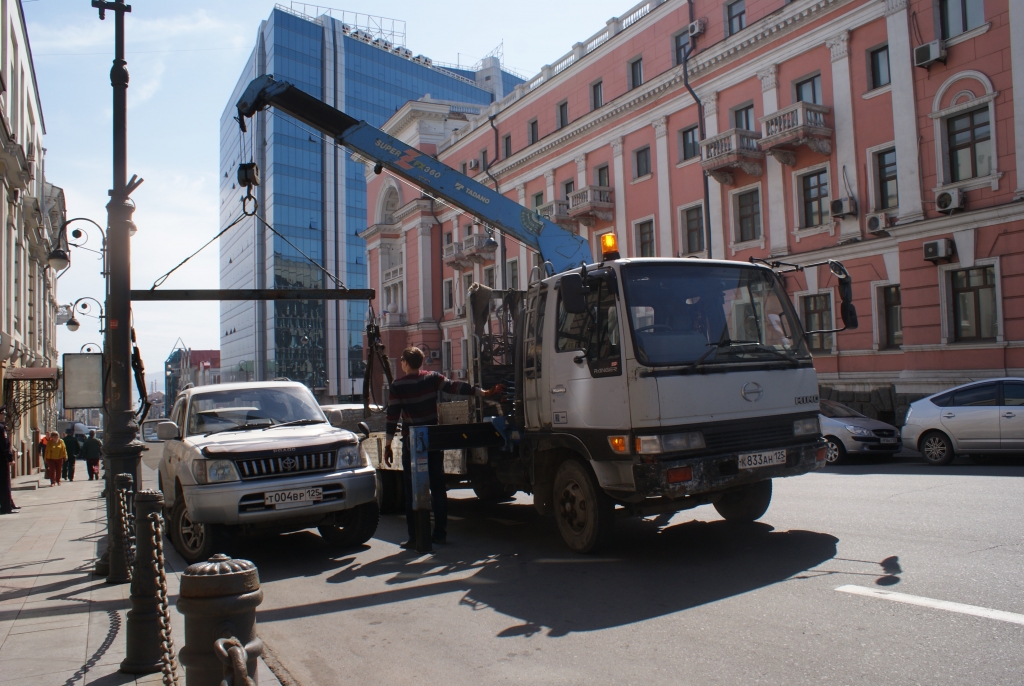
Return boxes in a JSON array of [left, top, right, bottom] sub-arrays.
[[220, 7, 518, 398]]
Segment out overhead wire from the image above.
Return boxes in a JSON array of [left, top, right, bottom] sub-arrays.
[[149, 211, 248, 289]]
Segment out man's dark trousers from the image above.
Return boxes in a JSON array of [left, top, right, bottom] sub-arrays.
[[401, 439, 447, 540]]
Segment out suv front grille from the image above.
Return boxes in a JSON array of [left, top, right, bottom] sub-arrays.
[[234, 451, 336, 480]]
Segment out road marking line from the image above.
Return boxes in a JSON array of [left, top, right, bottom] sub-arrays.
[[836, 585, 1024, 626]]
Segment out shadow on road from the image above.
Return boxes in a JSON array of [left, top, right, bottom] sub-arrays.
[[826, 454, 1024, 477], [241, 497, 839, 637]]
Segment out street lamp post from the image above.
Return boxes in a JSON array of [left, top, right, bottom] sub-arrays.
[[64, 296, 106, 334], [47, 217, 107, 278]]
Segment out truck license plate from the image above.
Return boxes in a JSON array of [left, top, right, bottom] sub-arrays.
[[880, 437, 897, 444], [737, 449, 787, 469], [264, 487, 323, 509]]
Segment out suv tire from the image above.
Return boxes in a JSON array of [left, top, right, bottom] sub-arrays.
[[714, 479, 773, 522], [319, 501, 380, 548], [170, 499, 226, 564], [553, 459, 614, 554], [920, 431, 955, 466]]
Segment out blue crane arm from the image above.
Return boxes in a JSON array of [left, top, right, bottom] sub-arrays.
[[236, 75, 593, 273]]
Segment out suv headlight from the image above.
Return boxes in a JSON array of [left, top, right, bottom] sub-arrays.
[[192, 459, 240, 485], [845, 425, 873, 437], [793, 417, 820, 436], [634, 431, 706, 455], [337, 444, 368, 469]]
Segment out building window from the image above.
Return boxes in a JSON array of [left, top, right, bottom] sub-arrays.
[[591, 81, 604, 110], [948, 108, 992, 182], [596, 165, 610, 187], [636, 220, 655, 257], [462, 273, 473, 301], [563, 180, 574, 199], [484, 266, 495, 289], [443, 279, 454, 311], [877, 149, 898, 210], [503, 134, 512, 159], [629, 58, 644, 90], [508, 258, 520, 290], [870, 46, 890, 89], [444, 231, 453, 245], [528, 119, 539, 144], [736, 189, 761, 242], [442, 340, 452, 371], [461, 162, 467, 175], [952, 266, 997, 341], [882, 285, 903, 348], [727, 0, 746, 35], [674, 32, 689, 66], [803, 294, 833, 352], [940, 0, 985, 39], [795, 74, 822, 105], [557, 101, 569, 129], [461, 339, 469, 369], [733, 104, 755, 131], [680, 126, 700, 161], [683, 206, 704, 254], [801, 169, 830, 227], [533, 192, 544, 208], [480, 149, 488, 170], [634, 146, 651, 178]]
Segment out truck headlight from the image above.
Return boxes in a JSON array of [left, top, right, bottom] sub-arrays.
[[634, 431, 706, 454], [337, 445, 368, 469], [845, 425, 873, 437], [793, 418, 820, 436], [192, 459, 240, 485]]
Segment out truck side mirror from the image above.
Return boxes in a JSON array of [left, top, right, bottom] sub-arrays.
[[357, 421, 371, 440], [560, 273, 587, 314], [837, 277, 858, 330], [156, 421, 180, 441]]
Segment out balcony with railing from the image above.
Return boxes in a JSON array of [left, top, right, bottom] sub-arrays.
[[382, 265, 403, 283], [442, 241, 472, 269], [536, 199, 576, 227], [758, 102, 833, 164], [462, 233, 497, 263], [567, 186, 614, 226], [700, 128, 764, 185]]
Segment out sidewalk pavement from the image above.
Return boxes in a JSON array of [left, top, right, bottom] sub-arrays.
[[0, 465, 282, 685]]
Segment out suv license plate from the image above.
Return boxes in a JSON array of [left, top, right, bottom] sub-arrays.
[[880, 437, 897, 444], [265, 487, 323, 509], [737, 449, 787, 470]]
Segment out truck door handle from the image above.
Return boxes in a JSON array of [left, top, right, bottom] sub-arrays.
[[942, 413, 955, 418], [551, 385, 566, 394], [1003, 412, 1016, 418]]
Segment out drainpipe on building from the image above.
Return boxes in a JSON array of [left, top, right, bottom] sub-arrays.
[[487, 115, 507, 289], [682, 0, 712, 259]]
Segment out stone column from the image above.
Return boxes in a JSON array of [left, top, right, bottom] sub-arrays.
[[702, 92, 726, 260], [417, 221, 433, 323], [610, 137, 629, 254], [652, 116, 673, 257], [758, 65, 789, 256], [544, 169, 556, 204], [884, 0, 924, 222], [575, 154, 588, 243], [826, 30, 861, 238]]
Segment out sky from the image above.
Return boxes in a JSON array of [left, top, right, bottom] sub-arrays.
[[26, 0, 632, 392]]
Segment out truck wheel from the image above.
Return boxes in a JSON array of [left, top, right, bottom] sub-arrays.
[[553, 460, 614, 554], [319, 501, 380, 548], [376, 471, 403, 514], [472, 479, 518, 503], [825, 437, 846, 465], [920, 431, 955, 466], [170, 499, 225, 564], [713, 479, 772, 522]]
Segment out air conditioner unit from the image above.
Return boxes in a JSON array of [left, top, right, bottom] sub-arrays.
[[688, 19, 706, 37], [430, 349, 440, 360], [914, 40, 946, 68], [468, 159, 480, 170], [866, 212, 892, 233], [830, 197, 857, 218], [456, 369, 467, 379], [935, 187, 965, 213], [923, 238, 953, 262], [456, 305, 467, 318]]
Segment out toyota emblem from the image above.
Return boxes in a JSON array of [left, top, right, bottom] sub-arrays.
[[741, 382, 763, 402], [282, 457, 297, 471]]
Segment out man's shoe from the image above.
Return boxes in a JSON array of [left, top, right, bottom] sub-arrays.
[[431, 533, 447, 544], [399, 540, 415, 550]]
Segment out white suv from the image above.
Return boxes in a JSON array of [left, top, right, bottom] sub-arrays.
[[148, 381, 378, 562]]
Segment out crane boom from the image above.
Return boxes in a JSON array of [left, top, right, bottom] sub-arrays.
[[236, 75, 593, 273]]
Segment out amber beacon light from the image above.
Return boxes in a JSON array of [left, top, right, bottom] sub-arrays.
[[600, 233, 620, 260]]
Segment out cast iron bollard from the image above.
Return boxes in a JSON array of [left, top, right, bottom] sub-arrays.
[[177, 555, 264, 686], [109, 473, 135, 584], [120, 489, 165, 675]]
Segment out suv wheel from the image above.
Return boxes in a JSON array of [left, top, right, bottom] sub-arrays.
[[170, 499, 225, 564], [319, 501, 380, 548], [553, 459, 614, 554], [920, 431, 955, 466], [713, 479, 773, 522]]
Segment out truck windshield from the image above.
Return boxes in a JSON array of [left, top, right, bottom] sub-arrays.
[[186, 386, 326, 436], [621, 263, 810, 367]]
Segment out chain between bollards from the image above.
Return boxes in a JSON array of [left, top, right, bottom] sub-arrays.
[[150, 512, 181, 686], [214, 638, 255, 686], [115, 473, 135, 579]]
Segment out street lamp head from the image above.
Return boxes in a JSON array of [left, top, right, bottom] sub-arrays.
[[127, 219, 137, 236], [66, 317, 81, 332], [47, 248, 70, 271]]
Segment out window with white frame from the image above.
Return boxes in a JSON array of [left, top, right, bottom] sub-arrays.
[[462, 273, 473, 302], [503, 134, 512, 159], [507, 258, 520, 290], [735, 188, 761, 242], [557, 101, 569, 129], [635, 219, 655, 256], [634, 146, 651, 178], [629, 57, 644, 90], [563, 180, 575, 199], [800, 169, 830, 227], [682, 205, 704, 254], [679, 126, 700, 161], [802, 293, 833, 352], [673, 31, 689, 66], [443, 279, 454, 311], [442, 339, 453, 371], [591, 81, 604, 110], [795, 74, 822, 105], [528, 119, 539, 144], [595, 165, 610, 188], [533, 192, 544, 208], [461, 339, 469, 370], [733, 104, 755, 131], [869, 46, 890, 90], [951, 265, 997, 341], [940, 0, 985, 40], [876, 149, 898, 210], [484, 266, 495, 289], [948, 107, 992, 182], [726, 0, 746, 36], [881, 284, 903, 348]]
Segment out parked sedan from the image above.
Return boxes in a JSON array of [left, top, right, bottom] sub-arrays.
[[901, 377, 1024, 466], [820, 399, 902, 464]]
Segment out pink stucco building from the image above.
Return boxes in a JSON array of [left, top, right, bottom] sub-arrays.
[[360, 0, 1024, 424]]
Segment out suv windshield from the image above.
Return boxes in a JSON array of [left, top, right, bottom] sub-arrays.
[[186, 386, 326, 436], [621, 263, 810, 367]]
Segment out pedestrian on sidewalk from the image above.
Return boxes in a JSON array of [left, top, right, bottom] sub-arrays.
[[82, 430, 103, 481], [383, 346, 502, 547], [44, 431, 68, 486], [0, 407, 17, 514], [62, 427, 80, 481]]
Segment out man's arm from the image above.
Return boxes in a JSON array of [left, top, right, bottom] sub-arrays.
[[383, 388, 402, 466], [437, 372, 503, 398]]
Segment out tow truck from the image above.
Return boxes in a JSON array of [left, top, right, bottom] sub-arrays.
[[236, 75, 859, 552]]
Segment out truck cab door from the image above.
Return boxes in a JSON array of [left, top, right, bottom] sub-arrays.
[[521, 285, 550, 430]]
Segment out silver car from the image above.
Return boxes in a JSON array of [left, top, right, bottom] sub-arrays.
[[901, 377, 1024, 466], [820, 399, 901, 464]]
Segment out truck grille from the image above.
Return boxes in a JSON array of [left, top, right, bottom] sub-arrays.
[[700, 414, 815, 454], [234, 451, 336, 480]]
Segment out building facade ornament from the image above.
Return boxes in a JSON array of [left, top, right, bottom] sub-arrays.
[[610, 137, 624, 156], [757, 65, 778, 92], [883, 0, 908, 16], [652, 116, 668, 138], [544, 169, 556, 184], [575, 154, 587, 175], [826, 30, 851, 62], [702, 91, 718, 117]]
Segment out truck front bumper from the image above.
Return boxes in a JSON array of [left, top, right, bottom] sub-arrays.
[[631, 440, 826, 499], [182, 466, 377, 525]]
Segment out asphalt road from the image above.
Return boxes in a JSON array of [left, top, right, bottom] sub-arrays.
[[175, 453, 1024, 685]]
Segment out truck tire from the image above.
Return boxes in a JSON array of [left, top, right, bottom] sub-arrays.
[[376, 470, 403, 514], [319, 501, 380, 548], [170, 499, 226, 564], [553, 459, 614, 554], [920, 431, 955, 466], [713, 479, 772, 522], [472, 479, 518, 503]]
